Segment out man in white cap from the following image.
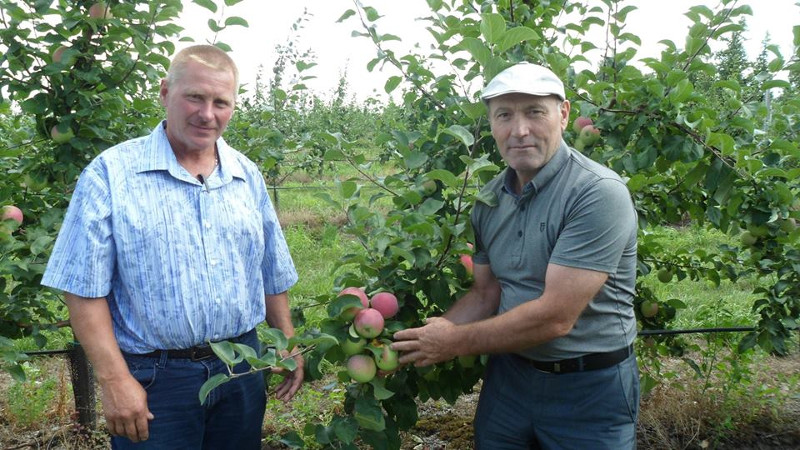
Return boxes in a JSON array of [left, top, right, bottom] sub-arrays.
[[393, 62, 639, 448]]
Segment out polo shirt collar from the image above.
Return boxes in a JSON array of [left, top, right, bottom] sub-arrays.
[[134, 121, 246, 183], [502, 139, 571, 198]]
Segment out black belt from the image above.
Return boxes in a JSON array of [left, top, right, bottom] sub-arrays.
[[516, 343, 634, 374], [127, 330, 253, 362]]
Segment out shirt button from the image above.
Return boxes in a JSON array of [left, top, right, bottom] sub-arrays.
[[215, 298, 221, 304], [204, 222, 211, 229], [213, 334, 220, 340], [210, 260, 217, 266], [518, 231, 523, 237]]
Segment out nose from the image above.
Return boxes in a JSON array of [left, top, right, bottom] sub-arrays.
[[510, 116, 530, 138], [197, 101, 214, 121]]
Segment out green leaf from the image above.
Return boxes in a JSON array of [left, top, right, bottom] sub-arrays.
[[496, 26, 538, 52], [369, 377, 395, 400], [426, 169, 460, 188], [194, 0, 218, 13], [224, 16, 249, 27], [261, 328, 289, 350], [336, 10, 356, 22], [443, 124, 474, 148], [327, 295, 364, 319], [333, 416, 359, 444], [224, 0, 245, 5], [363, 6, 380, 21], [199, 373, 228, 404], [210, 341, 242, 366], [404, 151, 429, 170], [456, 37, 491, 67], [459, 101, 486, 120], [384, 76, 402, 93], [669, 78, 693, 104], [480, 13, 506, 44], [419, 198, 445, 216], [354, 396, 385, 431], [475, 190, 498, 207]]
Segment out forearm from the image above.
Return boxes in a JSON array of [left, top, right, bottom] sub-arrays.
[[452, 298, 568, 356], [443, 288, 498, 325], [264, 291, 295, 338], [65, 293, 131, 383]]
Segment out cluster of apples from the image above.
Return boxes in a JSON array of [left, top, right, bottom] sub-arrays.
[[337, 287, 401, 383]]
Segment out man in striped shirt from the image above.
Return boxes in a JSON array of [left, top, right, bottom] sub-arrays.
[[42, 45, 302, 448]]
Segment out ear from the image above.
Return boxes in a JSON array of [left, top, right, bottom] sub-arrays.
[[159, 79, 169, 106], [559, 100, 571, 131]]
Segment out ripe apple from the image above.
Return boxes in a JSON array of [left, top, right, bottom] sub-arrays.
[[338, 287, 369, 321], [370, 292, 399, 319], [88, 2, 112, 19], [572, 116, 593, 133], [374, 345, 399, 371], [1, 205, 23, 225], [353, 308, 384, 339], [640, 300, 659, 318], [346, 354, 376, 383], [341, 336, 367, 356]]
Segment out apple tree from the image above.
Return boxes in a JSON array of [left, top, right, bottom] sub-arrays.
[[0, 0, 253, 378], [290, 0, 798, 448]]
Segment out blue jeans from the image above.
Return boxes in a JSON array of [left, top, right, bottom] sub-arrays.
[[474, 352, 639, 449], [112, 329, 266, 449]]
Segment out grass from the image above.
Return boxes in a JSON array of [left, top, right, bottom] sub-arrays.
[[1, 165, 798, 448]]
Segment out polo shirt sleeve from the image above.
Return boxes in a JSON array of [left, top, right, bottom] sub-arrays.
[[256, 175, 298, 295], [549, 177, 636, 274], [41, 162, 116, 298]]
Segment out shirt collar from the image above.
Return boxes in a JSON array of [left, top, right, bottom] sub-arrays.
[[501, 139, 570, 199], [134, 121, 246, 182]]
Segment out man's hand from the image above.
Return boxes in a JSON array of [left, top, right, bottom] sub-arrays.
[[391, 317, 459, 367], [100, 374, 154, 442], [270, 351, 304, 402]]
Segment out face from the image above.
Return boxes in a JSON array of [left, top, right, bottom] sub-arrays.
[[488, 93, 570, 187], [159, 59, 236, 156]]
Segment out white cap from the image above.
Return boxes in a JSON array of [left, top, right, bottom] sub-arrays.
[[480, 62, 566, 103]]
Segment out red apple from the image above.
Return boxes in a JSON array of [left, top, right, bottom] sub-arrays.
[[579, 125, 600, 146], [338, 287, 369, 321], [572, 116, 593, 133], [353, 308, 384, 339], [1, 205, 23, 225], [88, 2, 113, 19], [370, 292, 399, 319]]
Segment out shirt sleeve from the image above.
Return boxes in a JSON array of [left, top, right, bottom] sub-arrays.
[[41, 161, 116, 298], [548, 177, 636, 274], [256, 174, 298, 295]]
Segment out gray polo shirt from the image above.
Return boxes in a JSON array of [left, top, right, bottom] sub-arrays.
[[471, 140, 637, 361]]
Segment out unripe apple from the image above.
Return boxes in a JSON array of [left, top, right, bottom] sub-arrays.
[[421, 180, 437, 196], [51, 125, 75, 144], [579, 125, 600, 146], [341, 336, 367, 356], [740, 231, 757, 247], [640, 300, 659, 318], [370, 292, 399, 319], [88, 2, 113, 19], [572, 116, 593, 133], [338, 287, 369, 321], [656, 268, 673, 283], [353, 308, 384, 339], [1, 205, 23, 225], [779, 218, 797, 233], [346, 354, 376, 383], [374, 345, 399, 371]]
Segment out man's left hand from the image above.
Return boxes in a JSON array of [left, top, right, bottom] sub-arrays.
[[271, 352, 304, 402], [391, 317, 458, 367]]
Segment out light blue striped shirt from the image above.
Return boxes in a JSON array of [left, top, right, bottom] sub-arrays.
[[42, 122, 298, 353]]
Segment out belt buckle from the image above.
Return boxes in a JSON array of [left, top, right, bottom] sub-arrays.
[[190, 346, 213, 361], [553, 362, 561, 373]]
